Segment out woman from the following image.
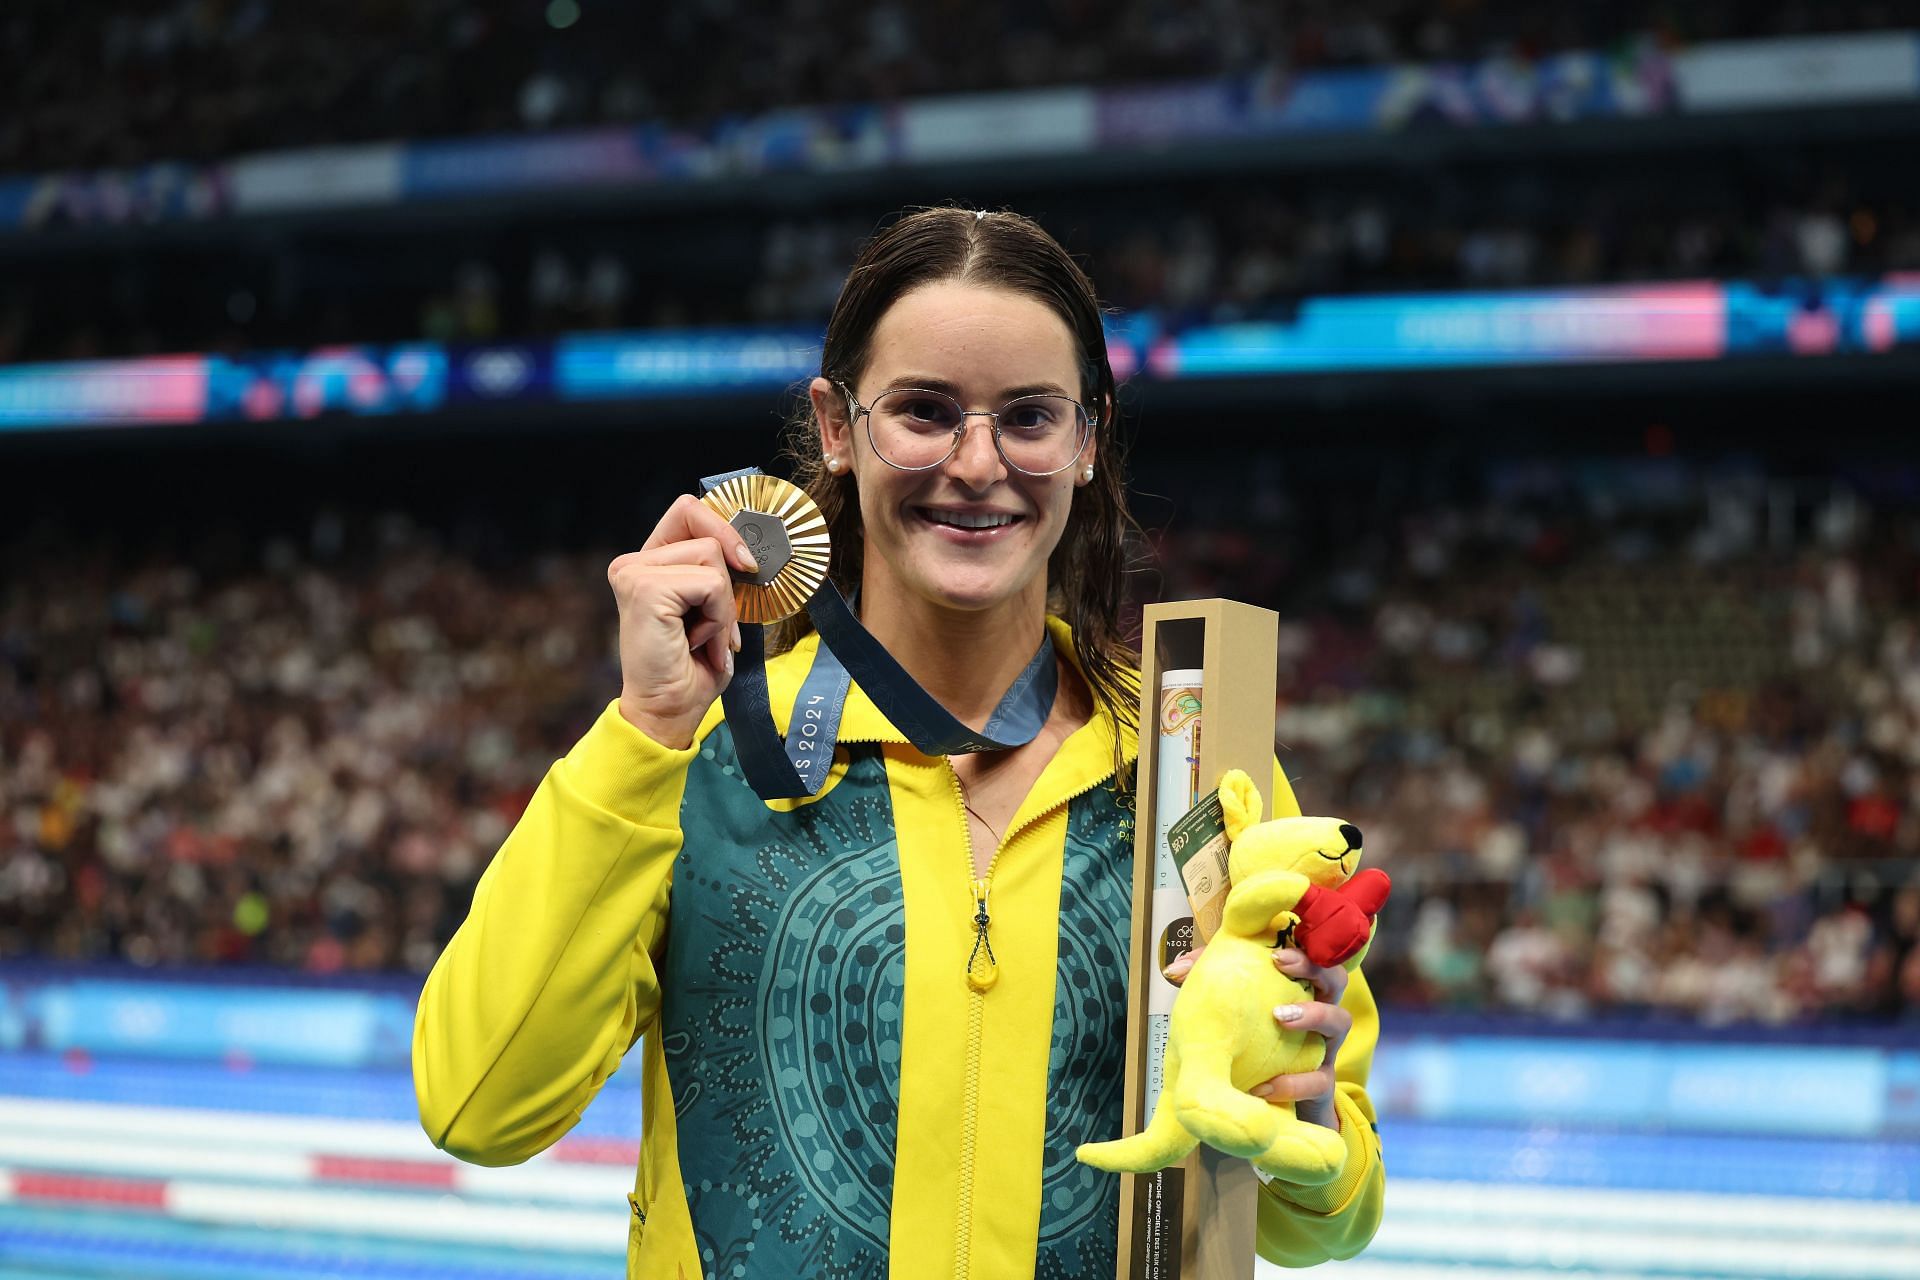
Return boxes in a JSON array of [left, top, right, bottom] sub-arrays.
[[412, 208, 1384, 1277]]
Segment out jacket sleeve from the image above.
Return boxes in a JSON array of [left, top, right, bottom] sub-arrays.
[[412, 698, 697, 1166], [1254, 756, 1387, 1265]]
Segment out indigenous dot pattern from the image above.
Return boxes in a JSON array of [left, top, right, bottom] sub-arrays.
[[660, 723, 1134, 1276], [1034, 782, 1132, 1278], [664, 731, 899, 1279]]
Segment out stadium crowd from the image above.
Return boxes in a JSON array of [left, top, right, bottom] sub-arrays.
[[743, 188, 1914, 332], [1159, 462, 1920, 1024], [2, 461, 1915, 1025], [5, 0, 1917, 175], [7, 181, 1913, 365]]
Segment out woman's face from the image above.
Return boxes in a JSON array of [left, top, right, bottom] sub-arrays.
[[813, 279, 1095, 619]]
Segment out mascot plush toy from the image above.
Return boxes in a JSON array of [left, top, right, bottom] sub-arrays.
[[1076, 769, 1389, 1184]]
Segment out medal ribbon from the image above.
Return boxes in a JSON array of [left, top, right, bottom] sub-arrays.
[[701, 470, 1059, 799]]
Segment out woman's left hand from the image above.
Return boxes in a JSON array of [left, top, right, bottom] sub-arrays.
[[1162, 945, 1351, 1131], [1253, 948, 1349, 1132]]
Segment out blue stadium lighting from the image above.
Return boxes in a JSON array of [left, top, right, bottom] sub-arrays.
[[2, 279, 1917, 430]]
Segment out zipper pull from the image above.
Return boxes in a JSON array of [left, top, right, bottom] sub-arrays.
[[966, 877, 997, 992]]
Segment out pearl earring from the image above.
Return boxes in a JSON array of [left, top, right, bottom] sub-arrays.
[[825, 457, 843, 474], [1080, 466, 1095, 482]]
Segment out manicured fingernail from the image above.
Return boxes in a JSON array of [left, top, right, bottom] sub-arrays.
[[1251, 1081, 1276, 1098], [1274, 1004, 1304, 1023], [730, 622, 742, 652], [736, 543, 758, 572], [1275, 949, 1302, 965], [724, 648, 735, 677]]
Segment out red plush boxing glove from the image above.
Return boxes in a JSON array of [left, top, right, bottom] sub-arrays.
[[1291, 869, 1391, 968], [1338, 868, 1391, 918]]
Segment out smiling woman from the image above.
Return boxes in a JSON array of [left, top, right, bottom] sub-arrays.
[[831, 285, 1085, 553], [411, 207, 1386, 1280], [808, 281, 1096, 707], [778, 210, 1137, 752]]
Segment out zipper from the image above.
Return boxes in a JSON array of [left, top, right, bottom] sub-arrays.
[[947, 759, 1000, 1280], [872, 721, 1123, 1279], [945, 757, 1116, 1280]]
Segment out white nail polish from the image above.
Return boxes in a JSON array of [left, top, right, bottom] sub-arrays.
[[1275, 1004, 1304, 1022]]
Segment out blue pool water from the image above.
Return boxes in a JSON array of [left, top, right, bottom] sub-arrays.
[[2, 1049, 1915, 1278]]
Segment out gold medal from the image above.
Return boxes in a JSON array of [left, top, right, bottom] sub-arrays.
[[697, 471, 831, 623]]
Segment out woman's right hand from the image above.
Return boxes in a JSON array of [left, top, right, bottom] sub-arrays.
[[608, 495, 761, 749]]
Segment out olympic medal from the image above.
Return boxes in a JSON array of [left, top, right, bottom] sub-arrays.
[[697, 471, 831, 623]]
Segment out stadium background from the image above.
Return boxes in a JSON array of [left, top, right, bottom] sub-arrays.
[[3, 4, 1919, 1277]]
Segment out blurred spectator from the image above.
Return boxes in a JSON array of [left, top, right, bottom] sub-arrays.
[[0, 516, 617, 975], [6, 1, 1920, 175], [9, 180, 1920, 364], [1161, 458, 1920, 1024], [2, 454, 1916, 1030]]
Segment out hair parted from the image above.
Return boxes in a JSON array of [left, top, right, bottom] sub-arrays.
[[776, 206, 1141, 754]]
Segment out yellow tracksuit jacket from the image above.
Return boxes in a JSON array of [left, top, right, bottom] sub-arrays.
[[413, 617, 1384, 1277]]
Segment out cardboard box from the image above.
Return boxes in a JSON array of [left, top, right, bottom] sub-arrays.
[[1115, 599, 1281, 1279]]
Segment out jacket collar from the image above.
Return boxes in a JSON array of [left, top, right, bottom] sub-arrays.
[[763, 615, 1141, 786]]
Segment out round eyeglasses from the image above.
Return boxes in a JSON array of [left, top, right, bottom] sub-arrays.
[[841, 384, 1095, 477]]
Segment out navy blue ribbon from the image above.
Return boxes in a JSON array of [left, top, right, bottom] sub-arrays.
[[702, 471, 1058, 799]]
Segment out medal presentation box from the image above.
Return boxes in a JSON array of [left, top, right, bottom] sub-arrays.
[[1119, 599, 1280, 1280]]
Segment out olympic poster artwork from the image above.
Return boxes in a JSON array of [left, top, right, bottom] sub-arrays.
[[1147, 672, 1204, 1115]]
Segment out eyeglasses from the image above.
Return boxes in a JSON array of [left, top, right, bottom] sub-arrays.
[[840, 383, 1095, 478]]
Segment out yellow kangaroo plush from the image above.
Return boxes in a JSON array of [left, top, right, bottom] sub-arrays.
[[1075, 769, 1376, 1184]]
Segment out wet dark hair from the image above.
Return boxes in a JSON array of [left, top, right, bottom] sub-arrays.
[[776, 206, 1140, 753]]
